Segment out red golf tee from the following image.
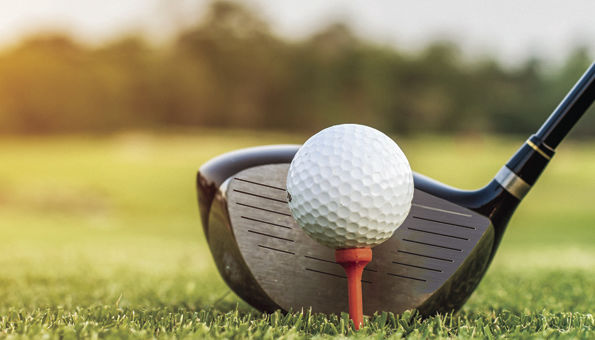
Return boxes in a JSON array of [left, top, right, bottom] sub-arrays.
[[335, 247, 372, 330]]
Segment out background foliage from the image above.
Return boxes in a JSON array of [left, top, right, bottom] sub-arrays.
[[0, 1, 593, 136]]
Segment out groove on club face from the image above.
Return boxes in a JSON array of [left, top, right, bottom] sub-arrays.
[[224, 164, 494, 315]]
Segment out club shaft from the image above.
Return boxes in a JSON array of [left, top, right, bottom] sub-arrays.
[[535, 62, 595, 150], [500, 63, 595, 191]]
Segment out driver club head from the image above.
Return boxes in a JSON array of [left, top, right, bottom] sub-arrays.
[[196, 63, 594, 316]]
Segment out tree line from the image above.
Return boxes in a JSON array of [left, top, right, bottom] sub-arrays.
[[0, 1, 593, 136]]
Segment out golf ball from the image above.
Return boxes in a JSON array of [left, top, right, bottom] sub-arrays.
[[287, 124, 413, 249]]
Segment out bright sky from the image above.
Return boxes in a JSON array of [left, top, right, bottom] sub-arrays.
[[0, 0, 593, 64]]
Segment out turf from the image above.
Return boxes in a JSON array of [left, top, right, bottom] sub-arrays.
[[0, 131, 593, 339]]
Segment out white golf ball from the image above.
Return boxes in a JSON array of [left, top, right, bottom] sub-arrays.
[[287, 124, 414, 249]]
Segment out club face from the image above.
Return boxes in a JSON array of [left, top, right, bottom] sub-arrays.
[[198, 146, 497, 315]]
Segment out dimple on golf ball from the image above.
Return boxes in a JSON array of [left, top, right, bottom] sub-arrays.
[[287, 124, 413, 249]]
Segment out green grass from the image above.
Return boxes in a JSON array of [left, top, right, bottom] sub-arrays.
[[0, 130, 593, 339]]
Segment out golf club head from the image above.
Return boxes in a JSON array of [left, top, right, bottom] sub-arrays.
[[197, 145, 508, 315], [196, 63, 594, 316]]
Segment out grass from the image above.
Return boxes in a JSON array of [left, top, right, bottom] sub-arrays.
[[0, 130, 593, 339]]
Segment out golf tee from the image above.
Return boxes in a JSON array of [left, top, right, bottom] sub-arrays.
[[335, 247, 372, 330]]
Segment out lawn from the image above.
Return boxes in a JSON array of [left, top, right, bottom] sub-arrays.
[[0, 130, 593, 339]]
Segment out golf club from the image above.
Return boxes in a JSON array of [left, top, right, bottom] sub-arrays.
[[196, 63, 594, 316]]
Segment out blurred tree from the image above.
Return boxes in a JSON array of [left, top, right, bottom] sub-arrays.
[[175, 0, 288, 128], [0, 36, 91, 133]]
